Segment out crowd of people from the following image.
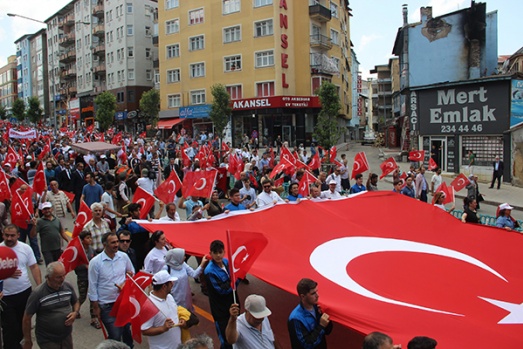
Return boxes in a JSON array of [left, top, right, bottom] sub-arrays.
[[0, 122, 515, 349]]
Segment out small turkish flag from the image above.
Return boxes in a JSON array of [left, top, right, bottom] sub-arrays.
[[298, 171, 318, 197], [10, 178, 32, 198], [182, 170, 217, 199], [139, 131, 146, 139], [269, 159, 294, 179], [400, 171, 408, 189], [450, 173, 471, 192], [4, 146, 20, 168], [111, 271, 153, 320], [281, 146, 297, 165], [226, 230, 268, 290], [274, 177, 285, 188], [308, 153, 321, 171], [380, 157, 399, 179], [59, 237, 89, 274], [133, 186, 156, 219], [154, 169, 182, 204], [248, 173, 258, 188], [428, 158, 438, 171], [433, 182, 455, 205], [10, 190, 32, 229], [408, 150, 425, 162], [352, 152, 370, 179], [73, 201, 93, 238], [62, 190, 76, 203], [32, 162, 47, 195], [216, 167, 228, 194], [222, 141, 230, 152], [38, 140, 51, 161], [0, 170, 11, 201]]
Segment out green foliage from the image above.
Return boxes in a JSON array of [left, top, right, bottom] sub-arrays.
[[94, 92, 116, 131], [0, 105, 6, 120], [12, 99, 26, 122], [139, 89, 160, 127], [209, 84, 231, 140], [26, 96, 43, 124], [313, 82, 342, 156]]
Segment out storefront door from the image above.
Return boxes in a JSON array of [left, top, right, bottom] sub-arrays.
[[430, 137, 446, 171], [282, 125, 292, 145]]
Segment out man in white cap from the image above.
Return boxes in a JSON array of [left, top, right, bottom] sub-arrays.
[[226, 294, 282, 349], [97, 155, 110, 182], [141, 270, 183, 349], [320, 180, 342, 199], [32, 202, 70, 265]]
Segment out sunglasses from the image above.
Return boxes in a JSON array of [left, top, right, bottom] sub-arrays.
[[119, 239, 131, 243]]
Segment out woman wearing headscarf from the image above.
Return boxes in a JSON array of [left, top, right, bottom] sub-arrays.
[[164, 248, 208, 311]]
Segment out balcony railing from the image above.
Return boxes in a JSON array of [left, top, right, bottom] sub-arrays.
[[310, 53, 339, 75], [93, 44, 106, 55], [309, 34, 332, 50], [59, 33, 75, 47], [93, 25, 105, 36], [93, 4, 104, 16], [93, 64, 106, 74], [309, 3, 332, 22]]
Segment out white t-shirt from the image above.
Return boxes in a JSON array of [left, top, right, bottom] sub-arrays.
[[144, 248, 167, 274], [101, 192, 115, 219], [256, 191, 283, 208], [141, 293, 181, 349], [320, 190, 342, 199], [431, 174, 442, 191], [1, 242, 37, 296], [137, 177, 155, 194]]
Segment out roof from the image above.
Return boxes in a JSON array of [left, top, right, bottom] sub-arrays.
[[70, 142, 121, 154]]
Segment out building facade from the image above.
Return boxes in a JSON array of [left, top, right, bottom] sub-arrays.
[[0, 56, 18, 116], [158, 0, 352, 147], [29, 29, 50, 118], [14, 35, 32, 106]]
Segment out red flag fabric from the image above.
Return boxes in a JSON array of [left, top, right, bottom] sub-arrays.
[[111, 271, 153, 319], [281, 147, 297, 165], [137, 192, 523, 349], [132, 186, 156, 219], [62, 190, 76, 203], [0, 170, 11, 201], [328, 146, 337, 162], [154, 169, 182, 204], [269, 160, 293, 179], [181, 143, 191, 167], [73, 201, 93, 238], [222, 141, 230, 152], [433, 182, 454, 205], [4, 146, 19, 167], [182, 170, 217, 199], [216, 167, 228, 194], [274, 177, 285, 188], [59, 237, 89, 274], [248, 173, 258, 188], [400, 171, 408, 189], [298, 171, 318, 197], [11, 191, 32, 229], [20, 188, 34, 215], [112, 132, 122, 145], [308, 153, 321, 171], [10, 178, 33, 200], [408, 150, 425, 162], [100, 133, 105, 143], [379, 157, 399, 179], [32, 162, 47, 195], [226, 230, 268, 290], [118, 146, 128, 164], [450, 173, 471, 192], [351, 152, 370, 179], [139, 131, 146, 139], [38, 140, 51, 161], [428, 157, 438, 171]]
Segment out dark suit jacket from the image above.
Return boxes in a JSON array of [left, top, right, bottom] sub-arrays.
[[57, 168, 74, 193], [493, 161, 504, 176], [71, 170, 86, 196]]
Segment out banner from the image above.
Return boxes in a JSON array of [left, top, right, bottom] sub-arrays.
[[137, 192, 523, 348], [8, 129, 37, 139]]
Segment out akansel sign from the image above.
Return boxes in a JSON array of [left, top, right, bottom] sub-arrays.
[[417, 81, 510, 135]]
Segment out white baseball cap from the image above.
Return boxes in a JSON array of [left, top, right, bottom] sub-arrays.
[[328, 180, 337, 185], [244, 294, 272, 318], [41, 202, 53, 209], [499, 203, 514, 210], [152, 270, 178, 285]]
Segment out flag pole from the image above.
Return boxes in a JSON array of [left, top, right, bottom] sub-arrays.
[[226, 229, 237, 305]]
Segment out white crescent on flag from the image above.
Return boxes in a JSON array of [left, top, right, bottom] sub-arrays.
[[77, 212, 87, 225], [134, 275, 151, 288], [168, 180, 176, 194], [14, 203, 22, 217], [65, 246, 78, 263], [232, 245, 248, 273], [194, 178, 207, 191], [310, 236, 507, 316], [129, 296, 141, 319], [353, 161, 361, 171], [6, 153, 15, 162], [457, 179, 465, 186], [136, 198, 147, 208]]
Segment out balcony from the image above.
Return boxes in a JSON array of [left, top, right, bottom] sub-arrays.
[[58, 33, 75, 47], [152, 35, 158, 46], [309, 3, 332, 22], [59, 50, 76, 63], [310, 34, 332, 50], [68, 86, 77, 94], [65, 15, 75, 26], [93, 4, 104, 17], [93, 84, 106, 94], [310, 53, 340, 76], [153, 59, 159, 69], [93, 44, 106, 56], [93, 63, 106, 74], [93, 25, 105, 36]]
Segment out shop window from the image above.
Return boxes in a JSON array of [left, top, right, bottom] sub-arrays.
[[461, 136, 503, 166]]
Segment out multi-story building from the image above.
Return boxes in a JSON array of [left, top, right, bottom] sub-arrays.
[[0, 56, 18, 116], [157, 0, 352, 147], [45, 0, 157, 129], [14, 35, 32, 106], [30, 29, 50, 118], [370, 64, 393, 135], [349, 48, 361, 140]]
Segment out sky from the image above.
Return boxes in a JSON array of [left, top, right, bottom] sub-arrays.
[[0, 0, 520, 79]]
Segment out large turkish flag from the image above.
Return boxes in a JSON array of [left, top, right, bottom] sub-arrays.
[[137, 192, 523, 348]]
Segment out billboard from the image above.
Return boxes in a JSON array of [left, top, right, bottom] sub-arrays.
[[511, 79, 523, 128]]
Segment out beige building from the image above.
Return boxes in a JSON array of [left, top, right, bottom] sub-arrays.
[[0, 56, 18, 115]]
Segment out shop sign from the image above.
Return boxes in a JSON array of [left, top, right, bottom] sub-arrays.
[[417, 80, 509, 135], [179, 104, 211, 119], [115, 111, 127, 120], [69, 98, 80, 120], [511, 79, 523, 128], [232, 96, 320, 111], [280, 0, 290, 89]]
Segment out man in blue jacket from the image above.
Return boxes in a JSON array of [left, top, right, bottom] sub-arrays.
[[288, 278, 333, 349]]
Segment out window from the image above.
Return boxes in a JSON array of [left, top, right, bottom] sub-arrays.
[[254, 0, 272, 7], [254, 20, 273, 37], [166, 0, 179, 10], [224, 26, 241, 43], [167, 69, 180, 83], [189, 8, 204, 25], [166, 19, 180, 34], [330, 29, 339, 45], [166, 44, 180, 58], [128, 47, 134, 57], [226, 85, 242, 100], [117, 70, 122, 82], [190, 63, 205, 77], [190, 90, 205, 104], [256, 81, 275, 97], [117, 91, 124, 102], [146, 69, 153, 80], [224, 55, 241, 71], [330, 2, 338, 18], [331, 56, 340, 71], [189, 35, 204, 51], [127, 3, 133, 13], [255, 50, 274, 67], [223, 0, 240, 14], [168, 94, 181, 108], [128, 69, 135, 79], [128, 90, 135, 102], [145, 26, 152, 36], [146, 48, 152, 59], [127, 25, 134, 36]]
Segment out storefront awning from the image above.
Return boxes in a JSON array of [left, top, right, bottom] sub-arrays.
[[157, 118, 184, 129]]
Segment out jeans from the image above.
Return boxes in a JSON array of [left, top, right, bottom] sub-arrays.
[[18, 225, 41, 260], [1, 287, 32, 349], [42, 249, 63, 266], [99, 303, 133, 348]]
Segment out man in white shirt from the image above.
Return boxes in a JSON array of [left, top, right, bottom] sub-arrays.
[[155, 203, 181, 221], [326, 167, 342, 193], [431, 167, 443, 194], [321, 180, 342, 199], [256, 179, 284, 208], [141, 270, 183, 349]]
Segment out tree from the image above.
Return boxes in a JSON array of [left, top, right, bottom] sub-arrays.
[[12, 98, 26, 122], [313, 81, 343, 166], [94, 92, 116, 131], [26, 96, 43, 124], [209, 84, 231, 161], [139, 89, 160, 128], [0, 105, 6, 120]]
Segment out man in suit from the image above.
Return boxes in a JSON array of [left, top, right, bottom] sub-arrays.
[[72, 162, 86, 213], [163, 157, 177, 179], [489, 155, 504, 189], [57, 160, 74, 193]]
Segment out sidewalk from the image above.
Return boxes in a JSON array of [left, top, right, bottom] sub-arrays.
[[335, 142, 523, 212]]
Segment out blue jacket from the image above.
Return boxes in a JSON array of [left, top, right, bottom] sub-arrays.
[[288, 303, 333, 349], [204, 258, 238, 321]]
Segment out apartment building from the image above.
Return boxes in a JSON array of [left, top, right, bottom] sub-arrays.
[[45, 0, 157, 129], [30, 29, 50, 118], [0, 56, 18, 116], [158, 0, 352, 147], [14, 35, 32, 106]]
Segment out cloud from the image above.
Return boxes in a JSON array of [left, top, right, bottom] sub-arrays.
[[408, 0, 468, 22], [359, 34, 382, 50]]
